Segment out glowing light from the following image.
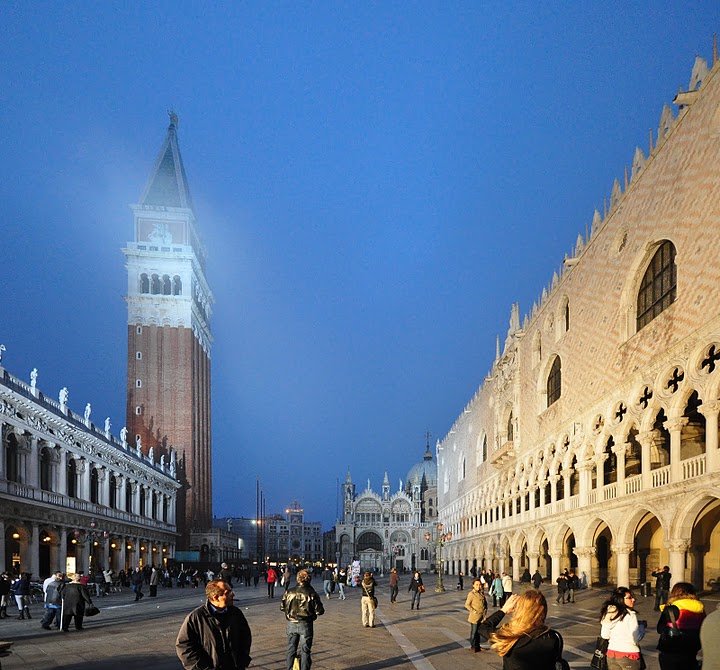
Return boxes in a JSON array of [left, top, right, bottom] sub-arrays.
[[11, 533, 20, 540]]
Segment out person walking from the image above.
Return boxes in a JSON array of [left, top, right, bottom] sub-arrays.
[[176, 580, 252, 670], [0, 572, 11, 618], [321, 566, 333, 599], [566, 570, 578, 603], [360, 571, 377, 627], [531, 569, 543, 589], [656, 581, 705, 670], [389, 568, 399, 604], [60, 572, 94, 631], [40, 572, 64, 630], [555, 571, 568, 604], [149, 566, 160, 597], [337, 568, 347, 600], [408, 570, 424, 610], [281, 569, 324, 670], [131, 566, 145, 601], [600, 587, 647, 670], [478, 590, 565, 669], [457, 570, 465, 591], [465, 578, 487, 653], [283, 565, 292, 593], [490, 572, 504, 607], [520, 568, 532, 589], [12, 572, 32, 619], [267, 566, 278, 599], [652, 566, 672, 612], [501, 572, 513, 605]]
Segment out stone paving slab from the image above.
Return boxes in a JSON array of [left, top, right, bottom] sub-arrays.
[[0, 576, 716, 669]]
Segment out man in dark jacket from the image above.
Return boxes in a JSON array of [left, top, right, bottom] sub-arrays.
[[176, 580, 252, 670], [281, 569, 324, 670], [652, 565, 672, 611]]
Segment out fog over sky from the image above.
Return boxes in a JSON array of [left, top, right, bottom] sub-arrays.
[[1, 2, 719, 527]]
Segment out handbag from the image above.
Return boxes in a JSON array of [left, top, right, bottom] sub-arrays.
[[590, 636, 609, 670], [85, 604, 100, 617], [418, 584, 426, 593]]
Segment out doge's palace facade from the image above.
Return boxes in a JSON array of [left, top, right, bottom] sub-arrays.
[[437, 43, 720, 592]]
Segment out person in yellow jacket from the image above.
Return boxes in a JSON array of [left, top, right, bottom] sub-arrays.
[[465, 577, 488, 653]]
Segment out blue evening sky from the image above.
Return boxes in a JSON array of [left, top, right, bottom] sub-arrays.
[[1, 2, 718, 527]]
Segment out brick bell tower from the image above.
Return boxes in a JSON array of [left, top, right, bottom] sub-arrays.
[[123, 113, 213, 548]]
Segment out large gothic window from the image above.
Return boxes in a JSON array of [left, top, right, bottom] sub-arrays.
[[637, 240, 677, 331], [357, 532, 383, 552], [547, 356, 562, 407]]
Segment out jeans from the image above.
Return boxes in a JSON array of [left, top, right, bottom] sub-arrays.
[[655, 588, 669, 610], [469, 622, 480, 651], [268, 582, 275, 598], [323, 580, 332, 597], [287, 620, 314, 670], [567, 587, 575, 603], [41, 606, 61, 628], [410, 590, 421, 608], [390, 585, 398, 603], [338, 584, 345, 599]]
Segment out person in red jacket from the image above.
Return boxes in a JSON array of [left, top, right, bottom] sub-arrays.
[[266, 566, 278, 599]]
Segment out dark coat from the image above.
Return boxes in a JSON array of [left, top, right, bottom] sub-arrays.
[[478, 609, 562, 670], [176, 601, 252, 670], [61, 582, 93, 615]]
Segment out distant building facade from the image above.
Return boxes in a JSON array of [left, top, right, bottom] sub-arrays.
[[263, 501, 323, 565], [437, 47, 720, 592], [124, 115, 214, 548], [211, 516, 261, 562], [336, 446, 438, 572], [0, 365, 179, 577]]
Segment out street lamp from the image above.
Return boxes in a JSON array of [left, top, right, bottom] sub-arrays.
[[425, 523, 452, 593]]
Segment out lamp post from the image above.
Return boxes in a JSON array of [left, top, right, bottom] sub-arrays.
[[425, 523, 452, 593]]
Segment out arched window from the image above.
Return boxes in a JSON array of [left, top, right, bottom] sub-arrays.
[[357, 532, 383, 552], [140, 488, 146, 516], [39, 447, 53, 491], [90, 467, 99, 504], [172, 275, 182, 295], [507, 411, 514, 442], [151, 274, 161, 294], [547, 356, 562, 407], [637, 240, 677, 331], [126, 480, 133, 513], [151, 491, 158, 519], [563, 300, 570, 332], [140, 273, 150, 293], [162, 274, 171, 295], [109, 475, 117, 509], [482, 436, 487, 462]]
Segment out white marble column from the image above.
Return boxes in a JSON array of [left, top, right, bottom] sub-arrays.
[[613, 442, 627, 494], [56, 526, 67, 574], [700, 402, 720, 472], [638, 431, 654, 490], [28, 437, 39, 488], [511, 552, 521, 582], [80, 458, 91, 500], [668, 540, 690, 586], [131, 482, 140, 516], [57, 448, 68, 496], [665, 417, 687, 483], [550, 475, 558, 505], [99, 467, 110, 507], [574, 546, 594, 587], [578, 461, 593, 505], [528, 552, 539, 575], [614, 544, 633, 588]]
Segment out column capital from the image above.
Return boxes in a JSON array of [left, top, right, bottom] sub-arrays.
[[613, 543, 634, 554], [664, 416, 688, 434], [667, 539, 691, 553], [612, 442, 630, 456], [698, 401, 720, 418], [572, 546, 595, 558]]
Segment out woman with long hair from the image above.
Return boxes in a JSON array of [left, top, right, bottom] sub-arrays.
[[656, 581, 705, 669], [478, 590, 563, 668], [600, 587, 647, 670]]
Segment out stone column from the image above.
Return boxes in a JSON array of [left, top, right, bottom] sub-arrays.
[[574, 546, 595, 588], [614, 544, 634, 588], [550, 475, 559, 505], [613, 442, 628, 494], [638, 431, 654, 490], [57, 449, 68, 496], [28, 437, 39, 488], [80, 458, 91, 500], [0, 520, 5, 574], [668, 539, 690, 586], [131, 482, 140, 517], [549, 549, 562, 585], [28, 522, 40, 577], [511, 552, 521, 582], [80, 536, 91, 575], [665, 417, 688, 483], [115, 475, 125, 512], [118, 538, 127, 573], [56, 525, 67, 574], [699, 401, 720, 472], [578, 461, 593, 505], [527, 552, 539, 575]]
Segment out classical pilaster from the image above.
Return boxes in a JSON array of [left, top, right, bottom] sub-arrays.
[[668, 539, 690, 586], [131, 481, 140, 516], [78, 458, 90, 500], [664, 417, 688, 482], [614, 543, 634, 588], [56, 525, 67, 574]]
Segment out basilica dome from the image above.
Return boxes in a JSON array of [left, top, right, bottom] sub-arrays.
[[405, 445, 437, 493]]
